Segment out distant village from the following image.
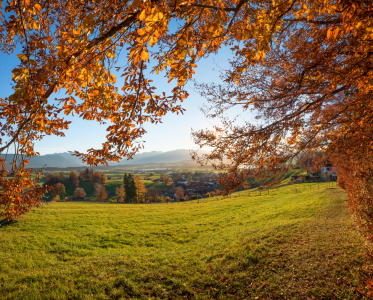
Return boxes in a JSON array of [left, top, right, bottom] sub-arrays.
[[41, 168, 221, 203], [40, 160, 339, 203], [153, 172, 218, 202]]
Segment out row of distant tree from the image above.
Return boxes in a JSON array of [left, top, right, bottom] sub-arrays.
[[43, 171, 78, 200], [45, 170, 217, 203], [47, 172, 149, 203], [44, 169, 111, 201], [79, 168, 107, 185]]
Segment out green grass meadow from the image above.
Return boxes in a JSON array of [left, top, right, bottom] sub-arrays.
[[0, 183, 369, 299]]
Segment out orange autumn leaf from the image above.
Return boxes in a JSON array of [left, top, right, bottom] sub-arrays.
[[141, 48, 149, 61]]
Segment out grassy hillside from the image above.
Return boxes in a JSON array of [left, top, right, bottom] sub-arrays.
[[0, 183, 369, 299]]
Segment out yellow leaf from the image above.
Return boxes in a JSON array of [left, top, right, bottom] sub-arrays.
[[138, 28, 146, 35], [139, 10, 146, 21], [9, 94, 18, 102], [111, 74, 116, 83], [34, 3, 42, 11], [25, 0, 30, 7], [17, 54, 27, 60], [327, 28, 332, 39], [141, 48, 149, 61], [149, 36, 158, 47], [73, 29, 80, 36]]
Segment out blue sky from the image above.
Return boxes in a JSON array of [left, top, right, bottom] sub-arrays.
[[0, 41, 249, 156]]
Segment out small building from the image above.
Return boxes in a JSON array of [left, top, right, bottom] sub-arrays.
[[163, 191, 175, 201], [320, 166, 338, 180], [175, 180, 188, 185]]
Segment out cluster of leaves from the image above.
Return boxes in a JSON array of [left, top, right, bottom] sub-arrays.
[[159, 173, 172, 183], [0, 157, 45, 220], [147, 185, 160, 201], [73, 187, 86, 198], [79, 168, 107, 185], [51, 182, 66, 199], [68, 170, 79, 188], [94, 182, 108, 201]]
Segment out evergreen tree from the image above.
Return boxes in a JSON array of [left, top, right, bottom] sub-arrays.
[[123, 173, 128, 186], [127, 174, 137, 203], [123, 173, 130, 203]]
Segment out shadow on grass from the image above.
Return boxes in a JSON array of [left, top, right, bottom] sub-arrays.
[[0, 218, 16, 229]]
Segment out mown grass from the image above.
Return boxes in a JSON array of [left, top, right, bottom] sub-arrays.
[[0, 183, 369, 299]]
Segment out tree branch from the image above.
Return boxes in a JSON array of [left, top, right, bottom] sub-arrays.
[[1, 11, 142, 154], [282, 18, 342, 25], [188, 4, 237, 12]]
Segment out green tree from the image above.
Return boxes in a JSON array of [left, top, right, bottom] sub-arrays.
[[127, 174, 137, 203], [52, 195, 60, 202], [60, 184, 66, 198], [123, 173, 136, 203], [123, 173, 129, 203]]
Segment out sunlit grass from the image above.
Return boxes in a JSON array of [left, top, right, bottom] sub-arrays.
[[0, 182, 367, 299]]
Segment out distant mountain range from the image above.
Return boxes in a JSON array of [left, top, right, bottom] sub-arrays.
[[1, 149, 208, 169]]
